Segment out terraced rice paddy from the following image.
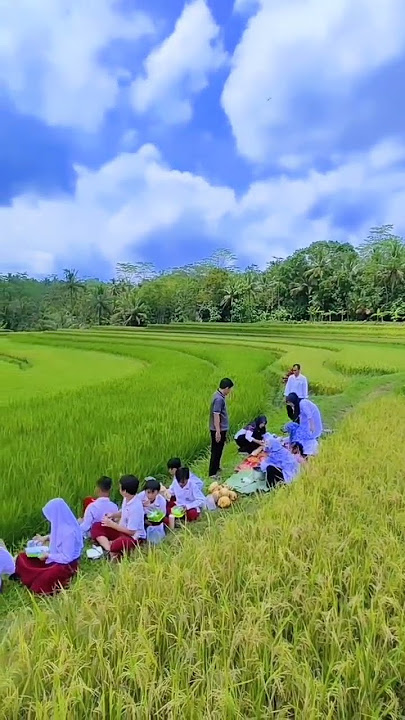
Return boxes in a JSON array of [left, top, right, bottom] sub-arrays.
[[1, 323, 405, 718]]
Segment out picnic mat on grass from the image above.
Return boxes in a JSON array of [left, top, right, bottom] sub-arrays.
[[236, 451, 266, 473], [226, 468, 269, 495]]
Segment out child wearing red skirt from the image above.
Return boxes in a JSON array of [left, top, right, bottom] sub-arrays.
[[168, 467, 206, 522], [91, 475, 146, 560], [15, 498, 83, 595]]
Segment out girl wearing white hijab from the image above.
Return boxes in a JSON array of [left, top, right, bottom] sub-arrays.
[[15, 498, 83, 595], [0, 543, 15, 593]]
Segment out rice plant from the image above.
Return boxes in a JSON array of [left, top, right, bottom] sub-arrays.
[[1, 324, 405, 718]]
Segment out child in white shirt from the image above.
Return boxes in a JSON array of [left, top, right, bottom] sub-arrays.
[[168, 467, 206, 522], [138, 477, 167, 544], [79, 477, 118, 537], [90, 475, 145, 560]]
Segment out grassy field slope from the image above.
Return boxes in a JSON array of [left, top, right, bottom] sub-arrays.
[[2, 325, 405, 543], [0, 340, 141, 405], [1, 324, 405, 718], [1, 392, 405, 718]]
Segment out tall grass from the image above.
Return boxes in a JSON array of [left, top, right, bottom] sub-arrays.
[[0, 337, 273, 543], [0, 340, 138, 405], [1, 393, 405, 718], [2, 325, 405, 543]]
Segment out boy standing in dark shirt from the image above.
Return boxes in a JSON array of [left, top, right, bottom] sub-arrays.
[[209, 378, 234, 478]]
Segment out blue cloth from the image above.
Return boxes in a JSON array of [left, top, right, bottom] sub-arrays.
[[284, 421, 301, 443], [283, 420, 319, 456], [260, 436, 300, 483], [299, 399, 323, 439]]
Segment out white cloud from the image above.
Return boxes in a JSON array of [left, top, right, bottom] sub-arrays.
[[1, 139, 405, 275], [0, 144, 236, 274], [131, 0, 226, 123], [0, 0, 154, 131], [222, 0, 405, 162]]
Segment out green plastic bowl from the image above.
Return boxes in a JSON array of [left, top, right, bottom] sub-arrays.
[[147, 509, 165, 525], [171, 506, 186, 518]]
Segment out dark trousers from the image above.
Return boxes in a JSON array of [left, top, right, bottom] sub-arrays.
[[235, 436, 258, 454], [209, 430, 227, 477], [266, 465, 284, 489]]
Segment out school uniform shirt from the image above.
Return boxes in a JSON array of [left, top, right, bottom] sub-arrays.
[[283, 421, 319, 456], [299, 399, 323, 439], [121, 496, 147, 540], [168, 478, 206, 511], [260, 436, 301, 484], [284, 374, 308, 399], [235, 427, 257, 442], [190, 472, 204, 491], [235, 423, 264, 444], [138, 491, 167, 542], [80, 497, 119, 535], [137, 491, 167, 516]]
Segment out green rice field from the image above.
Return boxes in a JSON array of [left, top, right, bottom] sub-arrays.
[[1, 323, 405, 718]]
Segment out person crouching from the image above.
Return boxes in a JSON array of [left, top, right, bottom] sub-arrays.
[[169, 467, 206, 522]]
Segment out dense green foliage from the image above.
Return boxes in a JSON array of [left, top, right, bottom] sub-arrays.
[[2, 225, 405, 330]]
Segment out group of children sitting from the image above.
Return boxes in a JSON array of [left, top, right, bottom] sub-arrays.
[[0, 459, 206, 596], [1, 387, 325, 598]]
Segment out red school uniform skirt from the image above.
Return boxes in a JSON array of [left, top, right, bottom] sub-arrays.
[[163, 496, 200, 524], [15, 553, 79, 595], [90, 523, 144, 557]]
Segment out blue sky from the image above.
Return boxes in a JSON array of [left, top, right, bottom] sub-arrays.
[[1, 0, 405, 279]]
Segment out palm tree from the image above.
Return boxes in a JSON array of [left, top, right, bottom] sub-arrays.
[[63, 269, 83, 311], [266, 276, 286, 311], [221, 279, 241, 320], [112, 290, 148, 326], [241, 272, 260, 309], [291, 280, 310, 300], [380, 238, 405, 295], [91, 284, 112, 326], [305, 247, 329, 282]]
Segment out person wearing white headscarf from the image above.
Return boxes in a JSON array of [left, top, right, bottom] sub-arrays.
[[15, 498, 83, 595], [0, 544, 15, 593]]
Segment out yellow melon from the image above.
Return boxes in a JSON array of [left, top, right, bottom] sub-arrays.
[[219, 486, 230, 497], [209, 481, 219, 493], [212, 490, 220, 503], [229, 490, 238, 502], [218, 495, 231, 509]]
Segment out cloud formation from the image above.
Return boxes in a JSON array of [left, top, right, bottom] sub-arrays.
[[0, 0, 154, 131], [1, 139, 404, 274], [1, 0, 405, 276], [222, 0, 405, 162], [131, 0, 226, 123]]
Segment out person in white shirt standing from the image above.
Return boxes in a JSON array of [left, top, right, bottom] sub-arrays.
[[284, 363, 308, 400]]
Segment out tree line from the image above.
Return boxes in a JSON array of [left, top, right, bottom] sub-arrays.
[[1, 225, 405, 331]]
